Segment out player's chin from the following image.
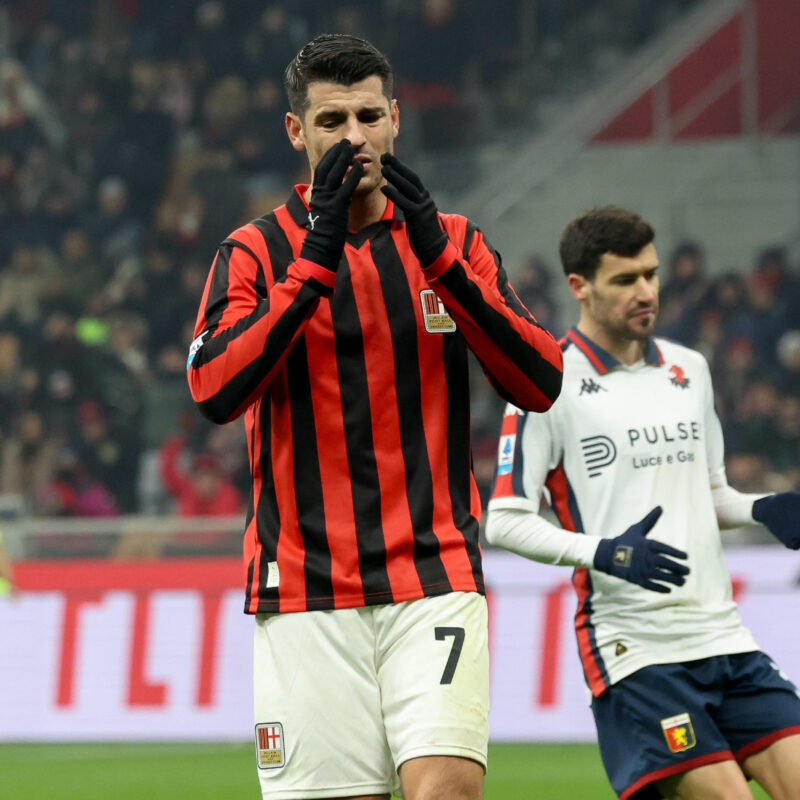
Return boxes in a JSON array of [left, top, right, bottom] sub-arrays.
[[628, 312, 657, 335]]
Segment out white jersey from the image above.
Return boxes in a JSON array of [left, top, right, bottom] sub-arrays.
[[487, 327, 758, 696]]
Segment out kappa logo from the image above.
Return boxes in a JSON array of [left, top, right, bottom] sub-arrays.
[[669, 364, 690, 389], [255, 722, 286, 769], [580, 435, 617, 477], [661, 713, 696, 753], [307, 212, 319, 230], [579, 378, 606, 395], [420, 289, 456, 333]]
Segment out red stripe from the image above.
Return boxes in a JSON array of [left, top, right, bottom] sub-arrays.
[[735, 725, 800, 762], [490, 409, 523, 501], [620, 750, 734, 800], [544, 464, 577, 532], [572, 568, 607, 696], [271, 370, 307, 611], [245, 403, 262, 613], [303, 295, 364, 608], [566, 329, 607, 373]]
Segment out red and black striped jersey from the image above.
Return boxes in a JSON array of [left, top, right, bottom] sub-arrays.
[[188, 186, 563, 614]]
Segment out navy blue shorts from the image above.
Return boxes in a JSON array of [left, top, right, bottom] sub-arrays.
[[591, 651, 800, 800]]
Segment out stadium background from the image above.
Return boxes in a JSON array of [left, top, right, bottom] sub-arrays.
[[0, 0, 798, 798]]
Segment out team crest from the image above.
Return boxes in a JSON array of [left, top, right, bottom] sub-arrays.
[[420, 289, 456, 333], [668, 364, 690, 389], [661, 712, 696, 753], [255, 722, 285, 769]]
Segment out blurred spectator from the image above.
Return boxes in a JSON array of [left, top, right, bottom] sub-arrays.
[[656, 241, 708, 341], [159, 433, 243, 519], [0, 409, 59, 513], [158, 432, 243, 553]]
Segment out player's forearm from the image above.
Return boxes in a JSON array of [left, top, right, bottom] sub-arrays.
[[485, 505, 599, 567], [711, 483, 768, 529], [423, 244, 564, 411], [188, 261, 329, 424]]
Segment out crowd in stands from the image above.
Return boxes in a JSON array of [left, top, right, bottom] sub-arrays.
[[0, 0, 795, 549]]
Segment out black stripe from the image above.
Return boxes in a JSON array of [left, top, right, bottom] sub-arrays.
[[462, 220, 478, 262], [285, 336, 333, 609], [251, 215, 290, 282], [442, 332, 484, 590], [437, 258, 563, 405], [331, 258, 393, 603], [254, 398, 281, 609], [202, 246, 232, 334], [373, 230, 451, 594]]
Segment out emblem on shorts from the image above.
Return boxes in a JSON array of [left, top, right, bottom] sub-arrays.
[[660, 712, 696, 753], [420, 289, 456, 333], [255, 722, 285, 769]]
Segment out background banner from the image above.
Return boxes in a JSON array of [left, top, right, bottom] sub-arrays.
[[3, 548, 799, 741]]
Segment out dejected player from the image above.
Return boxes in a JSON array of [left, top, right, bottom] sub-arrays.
[[186, 34, 563, 800], [486, 205, 800, 800]]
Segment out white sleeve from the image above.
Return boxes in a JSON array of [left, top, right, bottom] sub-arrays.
[[702, 357, 768, 529], [486, 401, 599, 567], [485, 506, 600, 567]]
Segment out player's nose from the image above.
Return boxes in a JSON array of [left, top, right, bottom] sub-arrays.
[[343, 118, 367, 147]]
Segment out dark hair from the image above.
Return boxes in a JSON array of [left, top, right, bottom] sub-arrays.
[[284, 34, 393, 116], [558, 205, 655, 279]]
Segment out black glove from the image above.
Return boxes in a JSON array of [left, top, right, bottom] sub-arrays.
[[593, 506, 689, 594], [299, 139, 364, 271], [380, 153, 448, 266], [753, 491, 800, 549]]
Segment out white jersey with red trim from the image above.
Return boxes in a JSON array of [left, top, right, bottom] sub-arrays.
[[487, 328, 758, 696]]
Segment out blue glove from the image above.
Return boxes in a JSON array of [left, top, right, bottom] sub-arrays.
[[380, 153, 448, 266], [593, 506, 689, 594], [300, 139, 364, 271], [752, 491, 800, 550]]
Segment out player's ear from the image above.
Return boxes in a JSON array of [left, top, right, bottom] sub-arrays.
[[567, 273, 589, 301], [285, 112, 306, 152], [390, 98, 399, 138]]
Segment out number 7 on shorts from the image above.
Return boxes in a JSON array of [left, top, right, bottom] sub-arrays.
[[435, 626, 465, 684]]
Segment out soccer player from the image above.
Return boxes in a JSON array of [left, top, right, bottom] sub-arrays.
[[186, 34, 563, 800], [486, 206, 800, 800]]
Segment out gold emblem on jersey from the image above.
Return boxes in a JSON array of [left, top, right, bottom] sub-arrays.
[[255, 722, 285, 769], [615, 642, 627, 656], [420, 289, 456, 333], [661, 712, 696, 753]]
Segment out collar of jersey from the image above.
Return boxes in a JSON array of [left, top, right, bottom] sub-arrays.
[[565, 327, 663, 374], [287, 185, 403, 229]]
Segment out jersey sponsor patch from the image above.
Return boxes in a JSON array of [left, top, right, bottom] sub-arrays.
[[497, 434, 516, 475], [186, 331, 208, 370], [255, 722, 285, 768], [661, 712, 696, 753], [420, 289, 456, 333]]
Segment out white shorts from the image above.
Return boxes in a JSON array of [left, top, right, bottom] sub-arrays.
[[253, 591, 489, 799]]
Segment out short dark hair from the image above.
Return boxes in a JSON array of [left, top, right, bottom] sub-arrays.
[[284, 34, 393, 116], [558, 205, 655, 280]]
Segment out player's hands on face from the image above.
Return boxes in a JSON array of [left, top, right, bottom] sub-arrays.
[[753, 491, 800, 549], [593, 506, 690, 593], [300, 139, 364, 271], [380, 153, 448, 266]]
